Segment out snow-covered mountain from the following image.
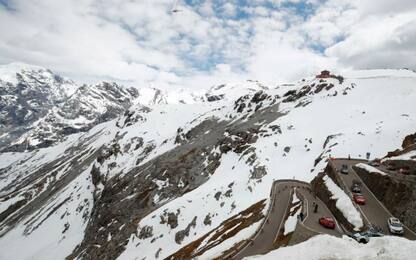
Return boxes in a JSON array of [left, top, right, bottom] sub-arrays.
[[0, 65, 209, 152], [1, 64, 416, 260], [135, 87, 205, 105], [0, 64, 78, 149]]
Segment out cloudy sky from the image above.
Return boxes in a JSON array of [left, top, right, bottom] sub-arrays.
[[1, 0, 416, 89]]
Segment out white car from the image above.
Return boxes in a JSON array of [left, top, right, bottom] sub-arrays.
[[388, 217, 404, 235]]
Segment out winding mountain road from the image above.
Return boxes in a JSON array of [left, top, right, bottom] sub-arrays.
[[230, 158, 416, 259], [232, 180, 341, 259], [297, 185, 343, 237]]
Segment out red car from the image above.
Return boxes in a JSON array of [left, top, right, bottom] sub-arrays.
[[319, 217, 336, 229], [353, 194, 366, 205]]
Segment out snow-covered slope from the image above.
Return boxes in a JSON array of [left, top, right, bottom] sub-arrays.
[[135, 87, 205, 105], [1, 66, 416, 260], [205, 80, 270, 102]]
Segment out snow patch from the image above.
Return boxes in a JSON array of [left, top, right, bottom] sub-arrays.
[[323, 176, 363, 229], [283, 191, 301, 236], [356, 163, 387, 175]]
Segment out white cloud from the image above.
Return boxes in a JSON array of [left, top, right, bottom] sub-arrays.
[[222, 2, 237, 17], [324, 0, 416, 70], [199, 0, 215, 17], [0, 0, 415, 89]]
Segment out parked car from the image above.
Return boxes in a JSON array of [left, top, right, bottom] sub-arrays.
[[353, 193, 366, 205], [398, 166, 411, 175], [351, 183, 361, 193], [352, 232, 370, 244], [319, 217, 336, 229], [388, 217, 404, 235], [341, 164, 349, 174]]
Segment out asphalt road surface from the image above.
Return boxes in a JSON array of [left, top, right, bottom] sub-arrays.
[[233, 180, 341, 259], [331, 159, 416, 240], [233, 181, 293, 259], [296, 186, 343, 237]]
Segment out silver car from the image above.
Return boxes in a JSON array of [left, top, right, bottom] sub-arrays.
[[388, 217, 404, 235]]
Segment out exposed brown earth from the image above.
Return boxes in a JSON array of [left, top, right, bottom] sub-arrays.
[[166, 200, 266, 259]]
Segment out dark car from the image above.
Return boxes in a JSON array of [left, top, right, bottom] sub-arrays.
[[351, 183, 361, 193], [319, 217, 336, 229], [341, 164, 349, 174]]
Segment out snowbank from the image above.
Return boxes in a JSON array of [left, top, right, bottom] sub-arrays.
[[323, 176, 363, 229], [356, 163, 387, 175], [383, 150, 416, 161], [244, 234, 416, 260], [284, 191, 301, 235]]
